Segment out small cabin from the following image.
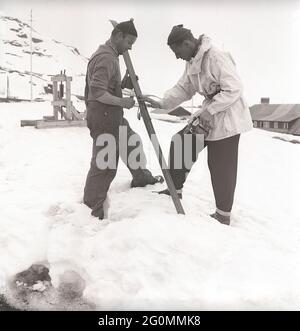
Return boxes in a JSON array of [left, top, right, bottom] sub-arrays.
[[250, 98, 300, 136]]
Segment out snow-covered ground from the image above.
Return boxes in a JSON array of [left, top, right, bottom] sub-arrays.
[[0, 101, 299, 310]]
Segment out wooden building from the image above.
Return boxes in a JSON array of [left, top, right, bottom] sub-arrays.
[[250, 99, 300, 136]]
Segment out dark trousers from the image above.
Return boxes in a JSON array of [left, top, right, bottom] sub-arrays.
[[83, 101, 152, 217], [169, 126, 240, 213]]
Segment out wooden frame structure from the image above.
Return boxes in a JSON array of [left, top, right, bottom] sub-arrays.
[[21, 73, 86, 129]]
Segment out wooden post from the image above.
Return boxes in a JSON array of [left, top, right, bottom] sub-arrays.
[[52, 80, 59, 120], [65, 77, 72, 120], [30, 9, 33, 102]]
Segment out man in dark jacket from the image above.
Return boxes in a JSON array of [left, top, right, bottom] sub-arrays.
[[84, 20, 162, 220]]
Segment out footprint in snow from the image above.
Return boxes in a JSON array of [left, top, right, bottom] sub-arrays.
[[45, 203, 75, 218]]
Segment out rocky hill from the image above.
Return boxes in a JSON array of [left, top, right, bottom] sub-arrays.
[[0, 15, 88, 100]]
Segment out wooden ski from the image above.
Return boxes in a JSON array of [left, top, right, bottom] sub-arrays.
[[110, 19, 185, 215]]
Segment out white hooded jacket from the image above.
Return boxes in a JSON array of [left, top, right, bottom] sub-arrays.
[[160, 36, 253, 141]]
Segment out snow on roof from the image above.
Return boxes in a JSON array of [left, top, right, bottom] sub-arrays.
[[250, 104, 300, 122]]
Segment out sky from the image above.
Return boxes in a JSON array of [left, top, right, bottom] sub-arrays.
[[1, 0, 300, 106]]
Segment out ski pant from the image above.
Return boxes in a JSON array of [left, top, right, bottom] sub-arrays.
[[169, 126, 240, 213], [83, 101, 152, 217]]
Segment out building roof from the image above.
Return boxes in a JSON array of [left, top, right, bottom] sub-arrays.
[[250, 104, 300, 122]]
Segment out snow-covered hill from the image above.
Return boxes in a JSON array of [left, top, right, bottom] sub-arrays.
[[0, 15, 88, 100]]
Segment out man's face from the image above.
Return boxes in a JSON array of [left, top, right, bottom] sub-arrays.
[[117, 34, 137, 55], [170, 40, 194, 61]]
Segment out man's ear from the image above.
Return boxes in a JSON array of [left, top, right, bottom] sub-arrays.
[[115, 30, 124, 41]]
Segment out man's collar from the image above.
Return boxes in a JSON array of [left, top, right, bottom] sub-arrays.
[[189, 35, 211, 64], [186, 35, 212, 74], [106, 39, 119, 57]]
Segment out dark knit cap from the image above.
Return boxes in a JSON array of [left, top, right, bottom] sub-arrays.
[[167, 24, 192, 45], [116, 19, 138, 37]]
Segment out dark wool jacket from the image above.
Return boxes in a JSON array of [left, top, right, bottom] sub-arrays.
[[84, 40, 122, 104]]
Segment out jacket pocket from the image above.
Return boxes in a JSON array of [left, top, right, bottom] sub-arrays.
[[86, 103, 121, 139]]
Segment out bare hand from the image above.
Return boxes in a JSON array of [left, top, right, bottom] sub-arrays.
[[198, 109, 214, 130], [121, 97, 135, 109], [138, 95, 161, 109], [188, 108, 203, 125]]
